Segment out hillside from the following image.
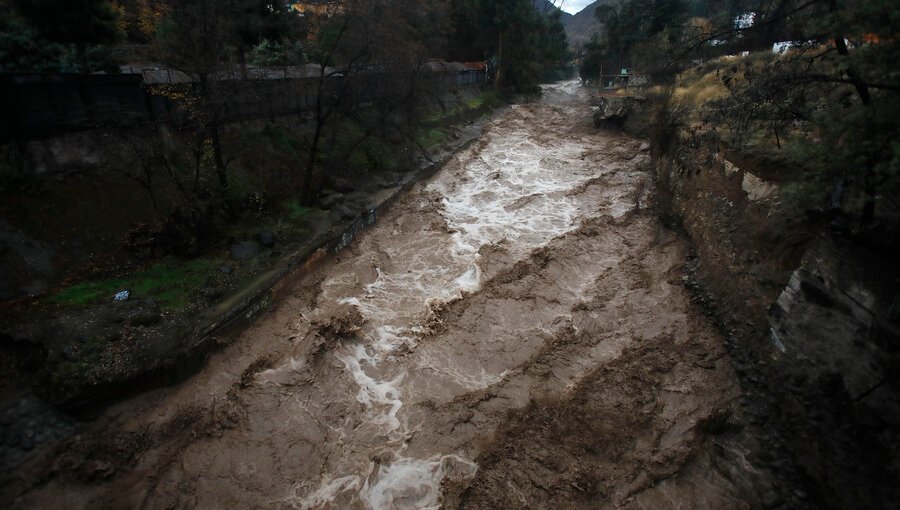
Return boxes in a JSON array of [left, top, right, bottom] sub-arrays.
[[532, 0, 572, 18], [532, 0, 600, 49], [531, 1, 609, 49], [562, 1, 609, 48]]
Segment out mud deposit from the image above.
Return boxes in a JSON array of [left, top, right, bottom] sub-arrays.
[[5, 82, 758, 509]]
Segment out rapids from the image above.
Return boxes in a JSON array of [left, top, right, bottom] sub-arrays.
[[9, 81, 752, 510]]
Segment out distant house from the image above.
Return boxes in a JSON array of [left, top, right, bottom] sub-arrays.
[[861, 33, 881, 45], [424, 60, 487, 87], [772, 40, 819, 54], [289, 1, 343, 16], [460, 62, 487, 86], [772, 41, 796, 54], [732, 12, 756, 41], [734, 12, 756, 30]]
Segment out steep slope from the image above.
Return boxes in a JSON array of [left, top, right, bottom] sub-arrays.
[[563, 0, 613, 48], [533, 0, 573, 18]]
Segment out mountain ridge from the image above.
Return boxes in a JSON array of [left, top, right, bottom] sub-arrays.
[[533, 0, 613, 49], [532, 0, 573, 18], [562, 1, 607, 47]]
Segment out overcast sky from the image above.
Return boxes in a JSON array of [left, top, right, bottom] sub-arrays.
[[558, 0, 594, 14]]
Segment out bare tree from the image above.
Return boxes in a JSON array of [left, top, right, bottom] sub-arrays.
[[152, 0, 242, 193], [296, 0, 447, 205]]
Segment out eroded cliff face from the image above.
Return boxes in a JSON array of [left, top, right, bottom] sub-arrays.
[[652, 133, 900, 509], [768, 236, 900, 508]]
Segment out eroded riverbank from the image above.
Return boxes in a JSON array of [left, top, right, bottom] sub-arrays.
[[4, 81, 763, 509]]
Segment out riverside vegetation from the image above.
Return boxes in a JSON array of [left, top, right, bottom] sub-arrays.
[[0, 0, 568, 459], [577, 0, 900, 508]]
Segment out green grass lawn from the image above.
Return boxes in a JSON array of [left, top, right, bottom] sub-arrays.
[[50, 258, 217, 311], [282, 199, 315, 221]]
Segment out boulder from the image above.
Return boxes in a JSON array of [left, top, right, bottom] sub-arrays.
[[257, 231, 276, 248], [592, 96, 631, 124], [61, 346, 76, 361], [591, 95, 650, 136], [126, 299, 162, 327], [331, 204, 357, 222], [201, 287, 224, 299], [319, 193, 344, 209], [230, 242, 262, 260], [378, 172, 401, 188], [769, 236, 899, 403], [323, 175, 355, 193]]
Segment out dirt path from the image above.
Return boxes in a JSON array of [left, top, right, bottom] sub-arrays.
[[6, 81, 757, 509]]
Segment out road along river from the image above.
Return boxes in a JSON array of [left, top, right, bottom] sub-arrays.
[[9, 81, 756, 509]]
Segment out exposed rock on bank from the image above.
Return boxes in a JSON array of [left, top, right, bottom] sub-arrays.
[[645, 106, 900, 509], [591, 94, 651, 137], [767, 235, 900, 507]]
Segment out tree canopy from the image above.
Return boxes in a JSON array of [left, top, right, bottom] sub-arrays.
[[12, 0, 120, 48], [579, 0, 900, 241], [3, 0, 122, 72], [447, 0, 572, 92]]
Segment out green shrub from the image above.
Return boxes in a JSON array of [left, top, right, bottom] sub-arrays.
[[282, 199, 313, 221], [415, 128, 447, 150]]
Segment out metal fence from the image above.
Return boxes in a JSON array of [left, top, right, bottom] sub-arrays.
[[1, 63, 488, 142], [595, 74, 651, 90]]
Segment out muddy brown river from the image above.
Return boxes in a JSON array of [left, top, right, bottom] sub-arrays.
[[10, 81, 756, 509]]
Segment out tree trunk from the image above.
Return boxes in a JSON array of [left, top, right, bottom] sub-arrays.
[[833, 36, 870, 106], [497, 31, 502, 88], [860, 165, 876, 226], [828, 0, 870, 105], [238, 46, 249, 80], [192, 130, 205, 190], [77, 44, 90, 74], [301, 65, 331, 206], [210, 123, 228, 191], [301, 119, 324, 206]]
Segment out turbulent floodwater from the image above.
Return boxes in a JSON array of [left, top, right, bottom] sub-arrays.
[[9, 81, 752, 509], [292, 81, 646, 507]]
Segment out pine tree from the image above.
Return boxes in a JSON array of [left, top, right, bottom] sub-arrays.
[[12, 0, 120, 72]]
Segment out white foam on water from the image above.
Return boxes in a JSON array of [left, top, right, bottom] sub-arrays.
[[339, 296, 364, 308], [454, 264, 481, 293], [332, 257, 469, 336], [364, 267, 386, 297], [429, 123, 598, 264], [299, 80, 634, 509], [256, 356, 307, 386], [359, 455, 479, 510], [416, 350, 509, 391], [296, 474, 362, 510], [371, 325, 414, 354], [338, 343, 406, 437]]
